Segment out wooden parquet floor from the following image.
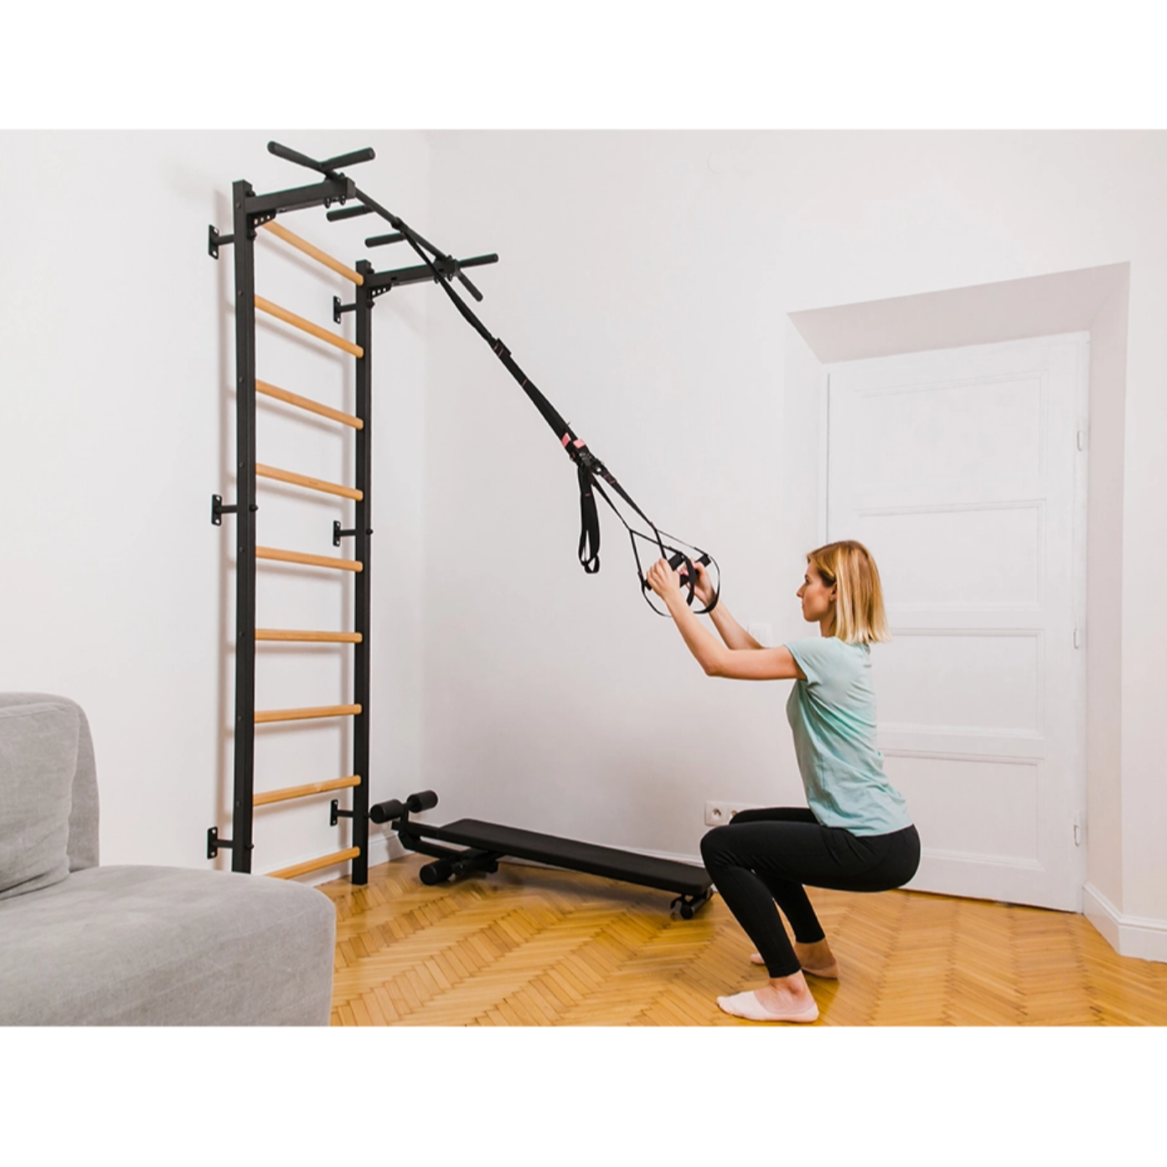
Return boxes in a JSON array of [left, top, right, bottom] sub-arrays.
[[317, 855, 1167, 1026]]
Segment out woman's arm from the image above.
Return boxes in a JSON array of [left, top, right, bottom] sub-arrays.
[[647, 559, 806, 682], [690, 561, 764, 651]]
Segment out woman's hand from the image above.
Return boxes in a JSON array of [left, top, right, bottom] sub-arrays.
[[647, 557, 714, 608], [646, 557, 684, 602], [690, 559, 715, 607]]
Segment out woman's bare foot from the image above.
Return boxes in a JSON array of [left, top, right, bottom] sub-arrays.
[[749, 938, 839, 979], [718, 971, 819, 1023]]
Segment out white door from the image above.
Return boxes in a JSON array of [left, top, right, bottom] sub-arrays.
[[826, 334, 1088, 911]]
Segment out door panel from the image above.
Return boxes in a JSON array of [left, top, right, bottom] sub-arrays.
[[827, 334, 1087, 910]]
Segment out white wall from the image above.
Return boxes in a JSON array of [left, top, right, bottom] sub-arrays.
[[0, 130, 429, 877], [420, 131, 1167, 954], [4, 130, 1165, 958]]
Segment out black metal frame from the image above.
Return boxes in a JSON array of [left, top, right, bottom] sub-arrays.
[[205, 141, 706, 896], [208, 175, 375, 879]]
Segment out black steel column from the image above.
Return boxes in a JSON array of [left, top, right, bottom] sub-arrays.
[[351, 259, 374, 883], [231, 179, 258, 874]]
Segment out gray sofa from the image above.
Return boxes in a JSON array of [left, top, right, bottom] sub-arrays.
[[0, 693, 336, 1025]]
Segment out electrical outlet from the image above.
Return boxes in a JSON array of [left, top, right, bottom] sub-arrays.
[[704, 801, 757, 827]]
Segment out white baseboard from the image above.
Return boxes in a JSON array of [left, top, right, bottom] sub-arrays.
[[1083, 883, 1167, 964]]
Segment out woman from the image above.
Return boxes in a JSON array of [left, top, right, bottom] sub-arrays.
[[646, 540, 919, 1023]]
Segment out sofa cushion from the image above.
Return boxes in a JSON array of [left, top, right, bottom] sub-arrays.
[[0, 701, 79, 901], [0, 865, 337, 1025]]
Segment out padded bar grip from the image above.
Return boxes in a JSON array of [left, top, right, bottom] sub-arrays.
[[407, 790, 439, 813], [267, 140, 330, 175], [365, 232, 405, 248], [370, 799, 406, 824], [327, 204, 374, 222], [668, 550, 711, 572], [456, 253, 499, 269], [322, 147, 375, 170]]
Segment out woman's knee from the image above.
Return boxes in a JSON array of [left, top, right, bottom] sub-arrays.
[[700, 826, 733, 867]]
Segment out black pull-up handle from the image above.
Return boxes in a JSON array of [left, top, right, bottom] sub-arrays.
[[327, 204, 374, 222], [267, 140, 331, 174], [366, 232, 406, 248], [322, 147, 376, 171], [267, 140, 374, 179]]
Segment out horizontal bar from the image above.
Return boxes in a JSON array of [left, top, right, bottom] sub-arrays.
[[457, 253, 500, 270], [256, 462, 362, 501], [321, 147, 376, 171], [245, 177, 355, 218], [366, 232, 405, 248], [267, 846, 361, 881], [256, 379, 362, 429], [363, 254, 497, 294], [256, 629, 363, 643], [255, 703, 362, 724], [255, 295, 364, 358], [254, 774, 361, 807], [256, 546, 363, 572], [261, 220, 364, 285], [326, 204, 373, 222]]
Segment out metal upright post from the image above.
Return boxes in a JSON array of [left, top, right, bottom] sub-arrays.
[[232, 179, 258, 874], [351, 259, 374, 884]]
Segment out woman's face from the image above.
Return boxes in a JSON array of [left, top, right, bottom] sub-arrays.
[[797, 564, 837, 624]]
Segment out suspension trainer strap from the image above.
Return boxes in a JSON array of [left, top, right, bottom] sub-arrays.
[[350, 183, 712, 608]]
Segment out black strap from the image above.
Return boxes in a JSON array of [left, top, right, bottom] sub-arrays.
[[577, 458, 600, 573]]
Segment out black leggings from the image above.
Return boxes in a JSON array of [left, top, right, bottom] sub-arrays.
[[700, 807, 921, 978]]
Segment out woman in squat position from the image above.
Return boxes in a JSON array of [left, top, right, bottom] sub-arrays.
[[646, 540, 919, 1023]]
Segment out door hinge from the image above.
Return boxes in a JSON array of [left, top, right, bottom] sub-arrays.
[[1074, 627, 1083, 649], [1077, 430, 1087, 451], [1073, 814, 1085, 846]]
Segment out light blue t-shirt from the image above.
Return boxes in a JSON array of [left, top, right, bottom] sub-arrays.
[[784, 636, 912, 837]]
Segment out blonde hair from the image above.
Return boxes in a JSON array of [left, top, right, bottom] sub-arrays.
[[806, 540, 890, 645]]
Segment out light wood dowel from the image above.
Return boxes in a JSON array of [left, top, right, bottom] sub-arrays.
[[267, 847, 360, 881], [255, 295, 364, 358], [256, 629, 363, 643], [255, 703, 361, 724], [256, 546, 362, 573], [261, 221, 364, 285], [256, 462, 363, 501], [256, 379, 363, 429], [254, 774, 361, 807]]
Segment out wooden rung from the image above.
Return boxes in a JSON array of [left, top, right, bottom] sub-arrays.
[[256, 546, 362, 573], [256, 629, 363, 643], [267, 847, 361, 881], [255, 295, 364, 358], [256, 379, 363, 429], [255, 703, 361, 724], [256, 462, 363, 501], [254, 774, 361, 807], [261, 220, 364, 286]]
